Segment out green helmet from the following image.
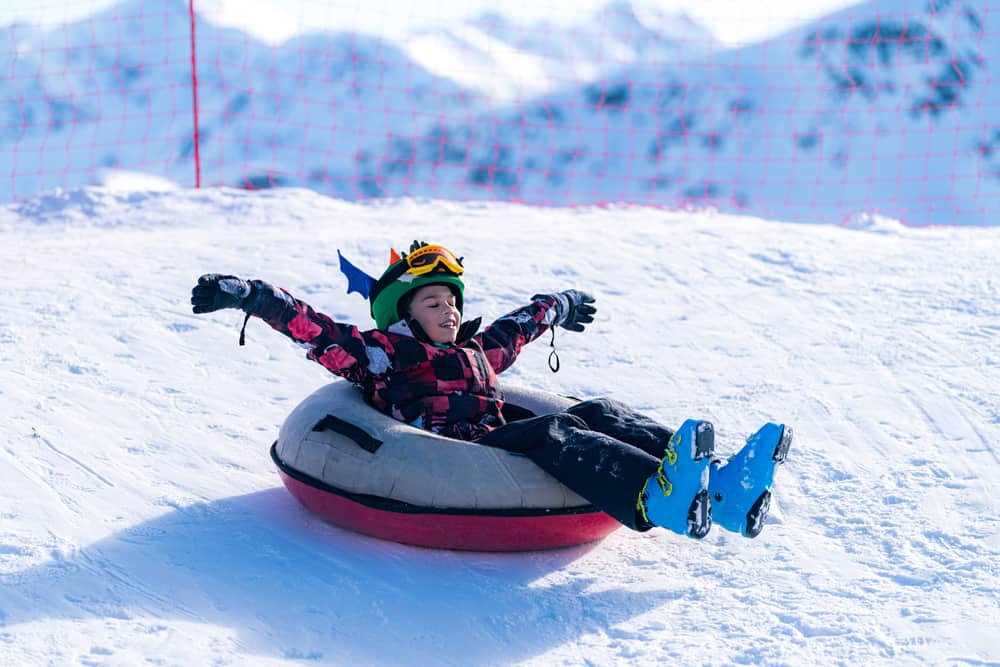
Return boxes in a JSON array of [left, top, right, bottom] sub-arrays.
[[369, 243, 465, 331]]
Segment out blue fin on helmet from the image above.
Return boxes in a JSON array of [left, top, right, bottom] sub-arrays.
[[337, 250, 376, 300]]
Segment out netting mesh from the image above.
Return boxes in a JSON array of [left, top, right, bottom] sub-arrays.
[[2, 1, 996, 225]]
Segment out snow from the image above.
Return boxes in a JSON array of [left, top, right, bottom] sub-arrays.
[[1, 186, 998, 664], [404, 26, 555, 103], [94, 169, 180, 192]]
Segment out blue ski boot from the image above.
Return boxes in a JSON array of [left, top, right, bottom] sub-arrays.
[[638, 419, 715, 539], [709, 423, 792, 538]]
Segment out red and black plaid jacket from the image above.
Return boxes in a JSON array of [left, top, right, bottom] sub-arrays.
[[245, 281, 560, 441]]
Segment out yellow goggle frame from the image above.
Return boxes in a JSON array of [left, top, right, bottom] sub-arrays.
[[404, 244, 464, 276]]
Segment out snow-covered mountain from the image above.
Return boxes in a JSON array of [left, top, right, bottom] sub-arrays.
[[1, 0, 996, 225], [0, 0, 712, 200], [360, 0, 998, 226], [404, 2, 716, 102], [0, 0, 485, 198], [1, 186, 998, 663]]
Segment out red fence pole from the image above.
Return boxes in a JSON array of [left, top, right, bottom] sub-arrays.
[[188, 0, 202, 188]]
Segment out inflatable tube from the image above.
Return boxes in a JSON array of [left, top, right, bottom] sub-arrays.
[[272, 382, 620, 551]]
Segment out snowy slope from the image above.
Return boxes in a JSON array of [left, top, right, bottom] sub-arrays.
[[1, 187, 999, 665]]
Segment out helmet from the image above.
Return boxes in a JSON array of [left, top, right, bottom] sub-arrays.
[[369, 243, 465, 330]]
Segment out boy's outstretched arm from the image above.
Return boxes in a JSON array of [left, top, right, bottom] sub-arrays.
[[190, 274, 378, 384], [477, 289, 596, 374]]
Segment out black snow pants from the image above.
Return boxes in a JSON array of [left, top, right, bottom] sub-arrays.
[[476, 397, 675, 530]]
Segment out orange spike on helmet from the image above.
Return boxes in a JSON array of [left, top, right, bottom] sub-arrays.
[[389, 248, 402, 265]]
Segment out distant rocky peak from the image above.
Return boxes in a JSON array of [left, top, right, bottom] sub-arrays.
[[592, 0, 717, 45], [464, 0, 717, 50]]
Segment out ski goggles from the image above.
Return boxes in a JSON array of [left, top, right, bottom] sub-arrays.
[[403, 244, 464, 276]]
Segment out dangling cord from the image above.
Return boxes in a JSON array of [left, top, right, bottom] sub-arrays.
[[238, 311, 251, 346], [548, 326, 560, 373]]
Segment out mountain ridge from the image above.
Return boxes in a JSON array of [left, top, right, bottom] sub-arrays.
[[1, 0, 995, 224]]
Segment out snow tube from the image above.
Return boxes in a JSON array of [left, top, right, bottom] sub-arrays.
[[271, 382, 620, 551]]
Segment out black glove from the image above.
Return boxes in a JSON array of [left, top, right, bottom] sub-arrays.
[[546, 290, 597, 332], [406, 240, 429, 256], [190, 274, 252, 314]]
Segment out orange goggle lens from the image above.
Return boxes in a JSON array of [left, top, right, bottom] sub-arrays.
[[405, 245, 464, 276]]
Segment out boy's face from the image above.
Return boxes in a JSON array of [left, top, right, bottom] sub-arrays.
[[406, 284, 461, 344]]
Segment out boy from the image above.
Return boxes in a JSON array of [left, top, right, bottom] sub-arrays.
[[191, 242, 790, 539]]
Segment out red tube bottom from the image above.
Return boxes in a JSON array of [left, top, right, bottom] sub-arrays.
[[277, 468, 621, 552]]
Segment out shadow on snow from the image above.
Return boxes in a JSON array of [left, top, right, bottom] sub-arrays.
[[0, 488, 682, 664]]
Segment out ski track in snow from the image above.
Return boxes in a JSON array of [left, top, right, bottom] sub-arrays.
[[0, 187, 998, 666]]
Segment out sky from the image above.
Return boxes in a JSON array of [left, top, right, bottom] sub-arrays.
[[2, 0, 862, 46]]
